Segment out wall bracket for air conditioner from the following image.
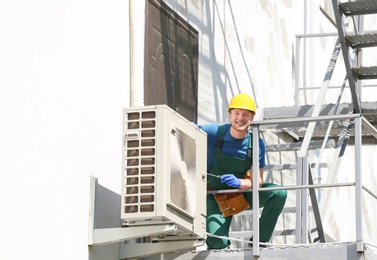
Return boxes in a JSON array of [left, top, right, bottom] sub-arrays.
[[120, 239, 205, 259], [88, 176, 204, 254]]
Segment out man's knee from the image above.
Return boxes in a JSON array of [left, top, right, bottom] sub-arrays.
[[268, 188, 287, 210], [276, 189, 287, 202], [206, 237, 229, 249]]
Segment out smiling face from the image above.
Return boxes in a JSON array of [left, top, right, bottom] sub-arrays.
[[229, 108, 255, 138]]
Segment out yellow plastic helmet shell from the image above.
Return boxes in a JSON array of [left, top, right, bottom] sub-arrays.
[[228, 93, 256, 113]]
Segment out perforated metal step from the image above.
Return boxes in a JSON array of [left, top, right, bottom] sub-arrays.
[[352, 66, 377, 80], [345, 33, 377, 48], [339, 0, 377, 16]]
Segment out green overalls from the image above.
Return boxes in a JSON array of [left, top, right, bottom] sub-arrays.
[[206, 125, 287, 249]]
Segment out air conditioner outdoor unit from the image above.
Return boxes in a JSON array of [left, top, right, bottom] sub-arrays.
[[121, 105, 207, 239]]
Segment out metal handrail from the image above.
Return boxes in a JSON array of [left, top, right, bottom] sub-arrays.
[[249, 114, 364, 255], [206, 114, 370, 256], [207, 182, 355, 194], [252, 113, 359, 126]]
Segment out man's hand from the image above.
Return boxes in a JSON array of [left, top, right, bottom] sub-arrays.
[[220, 174, 241, 188]]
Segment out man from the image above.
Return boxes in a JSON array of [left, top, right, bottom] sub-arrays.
[[199, 93, 287, 249]]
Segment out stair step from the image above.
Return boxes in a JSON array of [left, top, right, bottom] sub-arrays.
[[339, 0, 377, 16], [352, 66, 377, 80], [345, 33, 377, 48], [265, 139, 335, 151]]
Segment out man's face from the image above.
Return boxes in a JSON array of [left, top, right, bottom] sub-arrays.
[[229, 108, 255, 132]]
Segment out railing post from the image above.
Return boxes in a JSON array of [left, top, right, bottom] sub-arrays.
[[354, 115, 363, 251], [295, 156, 309, 244], [295, 35, 301, 106], [295, 156, 302, 244], [301, 156, 309, 244], [252, 124, 260, 256]]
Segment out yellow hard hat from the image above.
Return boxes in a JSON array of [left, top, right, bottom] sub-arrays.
[[228, 93, 256, 113]]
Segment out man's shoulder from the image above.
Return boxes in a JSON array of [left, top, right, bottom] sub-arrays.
[[201, 124, 232, 142], [201, 123, 228, 133]]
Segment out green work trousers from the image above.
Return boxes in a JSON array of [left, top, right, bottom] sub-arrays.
[[206, 182, 287, 249]]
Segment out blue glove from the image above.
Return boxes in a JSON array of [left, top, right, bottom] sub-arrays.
[[220, 174, 241, 188]]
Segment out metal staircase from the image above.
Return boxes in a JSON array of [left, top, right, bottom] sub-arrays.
[[333, 0, 377, 113]]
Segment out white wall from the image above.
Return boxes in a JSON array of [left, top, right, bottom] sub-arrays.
[[162, 0, 298, 125], [162, 0, 298, 246], [1, 0, 376, 259], [0, 1, 130, 259]]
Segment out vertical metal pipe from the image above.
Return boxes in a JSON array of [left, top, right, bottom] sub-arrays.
[[295, 157, 303, 244], [295, 36, 301, 106], [354, 116, 363, 251], [301, 156, 309, 244], [252, 124, 260, 256], [129, 0, 146, 107]]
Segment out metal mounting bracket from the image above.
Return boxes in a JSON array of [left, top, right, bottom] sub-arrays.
[[88, 176, 205, 258], [120, 239, 205, 259], [88, 176, 179, 246]]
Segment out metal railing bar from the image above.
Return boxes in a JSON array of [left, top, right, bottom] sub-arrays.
[[296, 32, 339, 38], [206, 182, 355, 195], [252, 114, 359, 126], [295, 30, 377, 39], [362, 116, 377, 140], [362, 185, 377, 200], [299, 84, 377, 90]]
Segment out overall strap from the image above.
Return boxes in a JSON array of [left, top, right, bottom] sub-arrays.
[[208, 125, 253, 188], [216, 125, 253, 165], [248, 131, 253, 159], [216, 125, 226, 148]]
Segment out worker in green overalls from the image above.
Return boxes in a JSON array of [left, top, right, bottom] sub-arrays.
[[199, 93, 287, 249]]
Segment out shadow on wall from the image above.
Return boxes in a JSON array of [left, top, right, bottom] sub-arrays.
[[88, 179, 122, 260]]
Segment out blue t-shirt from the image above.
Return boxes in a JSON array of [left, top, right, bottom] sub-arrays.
[[199, 123, 266, 172]]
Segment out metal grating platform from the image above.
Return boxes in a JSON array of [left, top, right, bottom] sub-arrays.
[[138, 242, 377, 260], [260, 102, 377, 145]]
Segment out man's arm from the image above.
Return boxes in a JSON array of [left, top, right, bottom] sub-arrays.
[[239, 167, 263, 189]]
